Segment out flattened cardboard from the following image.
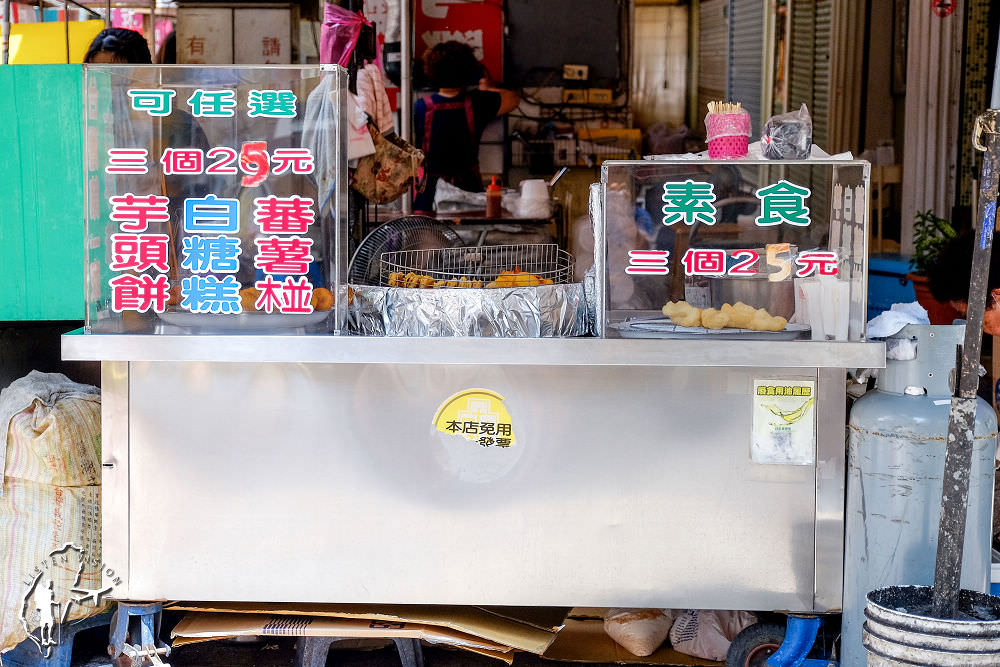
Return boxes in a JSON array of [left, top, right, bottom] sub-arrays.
[[165, 602, 558, 654], [170, 613, 514, 663], [543, 618, 721, 666], [477, 606, 570, 632]]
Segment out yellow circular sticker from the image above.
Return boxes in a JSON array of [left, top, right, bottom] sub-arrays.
[[432, 389, 516, 449]]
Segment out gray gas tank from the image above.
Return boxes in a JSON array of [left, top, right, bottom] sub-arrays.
[[841, 324, 998, 667]]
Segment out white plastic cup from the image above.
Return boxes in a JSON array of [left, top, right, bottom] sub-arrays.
[[517, 179, 551, 218], [801, 280, 826, 340], [520, 178, 549, 201]]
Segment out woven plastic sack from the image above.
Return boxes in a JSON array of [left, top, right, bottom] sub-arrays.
[[0, 373, 104, 655], [5, 397, 101, 486], [668, 609, 756, 661], [0, 480, 104, 653]]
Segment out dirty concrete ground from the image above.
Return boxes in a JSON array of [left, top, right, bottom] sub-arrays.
[[66, 621, 624, 667]]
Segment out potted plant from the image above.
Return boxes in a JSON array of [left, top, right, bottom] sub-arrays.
[[907, 209, 961, 324]]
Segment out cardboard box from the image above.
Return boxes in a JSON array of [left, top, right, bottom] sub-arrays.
[[166, 602, 564, 654], [171, 613, 515, 663]]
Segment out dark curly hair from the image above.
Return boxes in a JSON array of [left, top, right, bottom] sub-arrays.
[[422, 40, 483, 89], [84, 28, 152, 64]]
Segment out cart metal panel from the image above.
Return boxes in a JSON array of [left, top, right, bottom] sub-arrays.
[[88, 358, 850, 611]]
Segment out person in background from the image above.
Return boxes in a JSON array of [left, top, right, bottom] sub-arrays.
[[927, 229, 1000, 333], [84, 27, 153, 64], [156, 30, 176, 64], [413, 40, 519, 211], [84, 26, 222, 292]]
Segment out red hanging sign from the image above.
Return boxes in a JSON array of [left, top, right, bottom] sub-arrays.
[[414, 0, 504, 82], [930, 0, 955, 18]]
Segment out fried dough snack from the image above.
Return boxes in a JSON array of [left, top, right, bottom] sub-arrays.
[[721, 301, 755, 329], [663, 300, 788, 331], [700, 307, 729, 330], [661, 301, 686, 318], [388, 266, 550, 289], [240, 287, 260, 312], [485, 268, 554, 288], [310, 287, 334, 311], [167, 284, 182, 307], [389, 271, 484, 288], [662, 300, 703, 328], [748, 307, 787, 332]]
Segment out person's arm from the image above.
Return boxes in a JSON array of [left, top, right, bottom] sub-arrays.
[[479, 78, 520, 115]]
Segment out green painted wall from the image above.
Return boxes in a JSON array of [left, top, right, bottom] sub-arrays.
[[0, 65, 84, 321]]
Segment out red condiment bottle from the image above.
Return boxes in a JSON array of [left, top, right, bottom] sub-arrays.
[[485, 176, 502, 218]]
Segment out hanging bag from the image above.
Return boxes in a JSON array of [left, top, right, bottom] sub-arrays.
[[351, 121, 425, 204]]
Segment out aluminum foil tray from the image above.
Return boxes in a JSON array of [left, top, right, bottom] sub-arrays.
[[349, 283, 591, 337]]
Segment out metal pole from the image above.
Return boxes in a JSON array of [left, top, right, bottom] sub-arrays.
[[931, 109, 1000, 618], [63, 0, 69, 63], [2, 0, 11, 64], [105, 0, 110, 28], [149, 0, 155, 62], [400, 0, 412, 214], [993, 50, 1000, 109]]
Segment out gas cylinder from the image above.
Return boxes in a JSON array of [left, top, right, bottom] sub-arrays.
[[842, 324, 998, 667]]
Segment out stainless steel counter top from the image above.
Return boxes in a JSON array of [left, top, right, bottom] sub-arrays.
[[63, 331, 885, 367]]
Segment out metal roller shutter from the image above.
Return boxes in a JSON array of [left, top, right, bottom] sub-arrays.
[[727, 0, 765, 138], [698, 0, 728, 132], [787, 0, 832, 220]]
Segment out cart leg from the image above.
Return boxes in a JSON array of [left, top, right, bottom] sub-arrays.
[[294, 636, 424, 667], [294, 636, 337, 667], [765, 615, 824, 667], [392, 637, 424, 667], [108, 602, 170, 666]]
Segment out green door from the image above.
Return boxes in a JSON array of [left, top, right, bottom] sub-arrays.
[[0, 65, 84, 321]]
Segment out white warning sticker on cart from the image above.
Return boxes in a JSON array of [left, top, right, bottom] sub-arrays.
[[431, 388, 521, 483]]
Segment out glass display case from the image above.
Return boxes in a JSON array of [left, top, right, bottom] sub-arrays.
[[83, 65, 348, 334], [599, 159, 870, 342]]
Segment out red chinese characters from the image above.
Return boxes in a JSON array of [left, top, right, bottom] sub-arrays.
[[105, 149, 149, 174], [794, 251, 839, 277], [654, 246, 839, 279], [253, 195, 316, 234], [271, 148, 315, 175], [624, 250, 670, 275], [109, 193, 170, 233], [109, 274, 170, 313], [109, 234, 171, 273], [160, 148, 204, 175], [253, 275, 314, 314], [253, 236, 315, 275], [682, 248, 727, 276]]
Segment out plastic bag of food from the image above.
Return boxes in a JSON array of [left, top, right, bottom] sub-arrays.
[[668, 609, 757, 661], [761, 104, 813, 160], [603, 608, 677, 657]]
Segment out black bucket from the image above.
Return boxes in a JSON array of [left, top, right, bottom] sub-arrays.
[[863, 585, 1000, 665]]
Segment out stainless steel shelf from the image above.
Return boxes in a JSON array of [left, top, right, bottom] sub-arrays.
[[63, 331, 885, 368]]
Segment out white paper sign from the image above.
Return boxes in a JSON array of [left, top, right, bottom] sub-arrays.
[[751, 379, 816, 465]]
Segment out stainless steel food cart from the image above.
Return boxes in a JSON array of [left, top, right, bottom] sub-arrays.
[[63, 65, 883, 649]]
